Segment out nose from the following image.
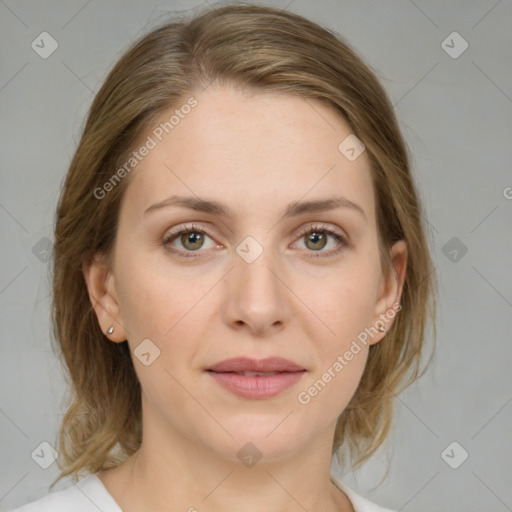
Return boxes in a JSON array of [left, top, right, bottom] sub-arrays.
[[222, 244, 290, 336]]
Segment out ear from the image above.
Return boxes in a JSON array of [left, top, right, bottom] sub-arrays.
[[369, 240, 407, 345], [82, 253, 127, 342]]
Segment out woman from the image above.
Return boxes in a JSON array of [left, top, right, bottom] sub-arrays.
[[10, 4, 436, 511]]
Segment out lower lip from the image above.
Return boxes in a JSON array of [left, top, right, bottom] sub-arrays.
[[206, 371, 306, 399]]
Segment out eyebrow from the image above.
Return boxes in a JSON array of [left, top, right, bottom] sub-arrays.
[[143, 194, 366, 220]]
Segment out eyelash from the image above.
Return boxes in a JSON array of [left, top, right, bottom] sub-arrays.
[[161, 223, 348, 259]]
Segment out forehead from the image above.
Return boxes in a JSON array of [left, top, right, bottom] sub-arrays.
[[120, 84, 375, 223]]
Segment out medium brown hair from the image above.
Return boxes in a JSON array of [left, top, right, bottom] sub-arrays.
[[50, 2, 436, 487]]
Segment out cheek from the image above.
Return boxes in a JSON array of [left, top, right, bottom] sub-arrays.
[[303, 259, 381, 345], [116, 270, 167, 338], [296, 322, 369, 420], [295, 250, 380, 407], [112, 246, 171, 345], [296, 282, 375, 418], [114, 249, 217, 349]]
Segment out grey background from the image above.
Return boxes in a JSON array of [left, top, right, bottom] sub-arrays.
[[1, 0, 511, 511]]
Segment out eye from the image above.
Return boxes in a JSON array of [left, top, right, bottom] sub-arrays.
[[162, 224, 218, 258], [293, 223, 348, 258]]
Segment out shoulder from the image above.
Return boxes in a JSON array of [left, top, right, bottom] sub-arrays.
[[331, 474, 397, 512], [7, 474, 122, 512]]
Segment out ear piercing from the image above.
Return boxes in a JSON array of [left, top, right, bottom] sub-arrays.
[[378, 326, 387, 333]]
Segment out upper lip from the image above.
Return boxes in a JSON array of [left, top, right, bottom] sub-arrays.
[[207, 357, 305, 373]]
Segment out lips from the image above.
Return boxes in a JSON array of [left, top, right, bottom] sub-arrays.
[[206, 357, 306, 399]]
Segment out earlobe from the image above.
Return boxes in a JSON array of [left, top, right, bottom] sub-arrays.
[[370, 240, 408, 343], [82, 253, 127, 342]]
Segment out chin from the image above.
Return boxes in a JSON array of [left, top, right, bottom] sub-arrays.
[[203, 413, 312, 463]]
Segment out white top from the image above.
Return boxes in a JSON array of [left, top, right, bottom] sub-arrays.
[[8, 473, 396, 512]]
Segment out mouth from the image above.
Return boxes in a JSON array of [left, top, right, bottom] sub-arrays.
[[205, 357, 306, 399]]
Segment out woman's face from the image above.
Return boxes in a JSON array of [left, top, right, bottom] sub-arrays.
[[86, 83, 406, 463]]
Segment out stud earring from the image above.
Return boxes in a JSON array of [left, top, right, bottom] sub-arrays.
[[378, 326, 387, 333], [107, 326, 114, 335]]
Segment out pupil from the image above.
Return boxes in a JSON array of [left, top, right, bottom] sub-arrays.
[[308, 232, 326, 250], [184, 232, 203, 249]]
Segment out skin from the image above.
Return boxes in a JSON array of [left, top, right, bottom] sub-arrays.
[[83, 83, 407, 512]]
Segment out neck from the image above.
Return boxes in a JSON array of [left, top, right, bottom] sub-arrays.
[[98, 399, 353, 512]]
